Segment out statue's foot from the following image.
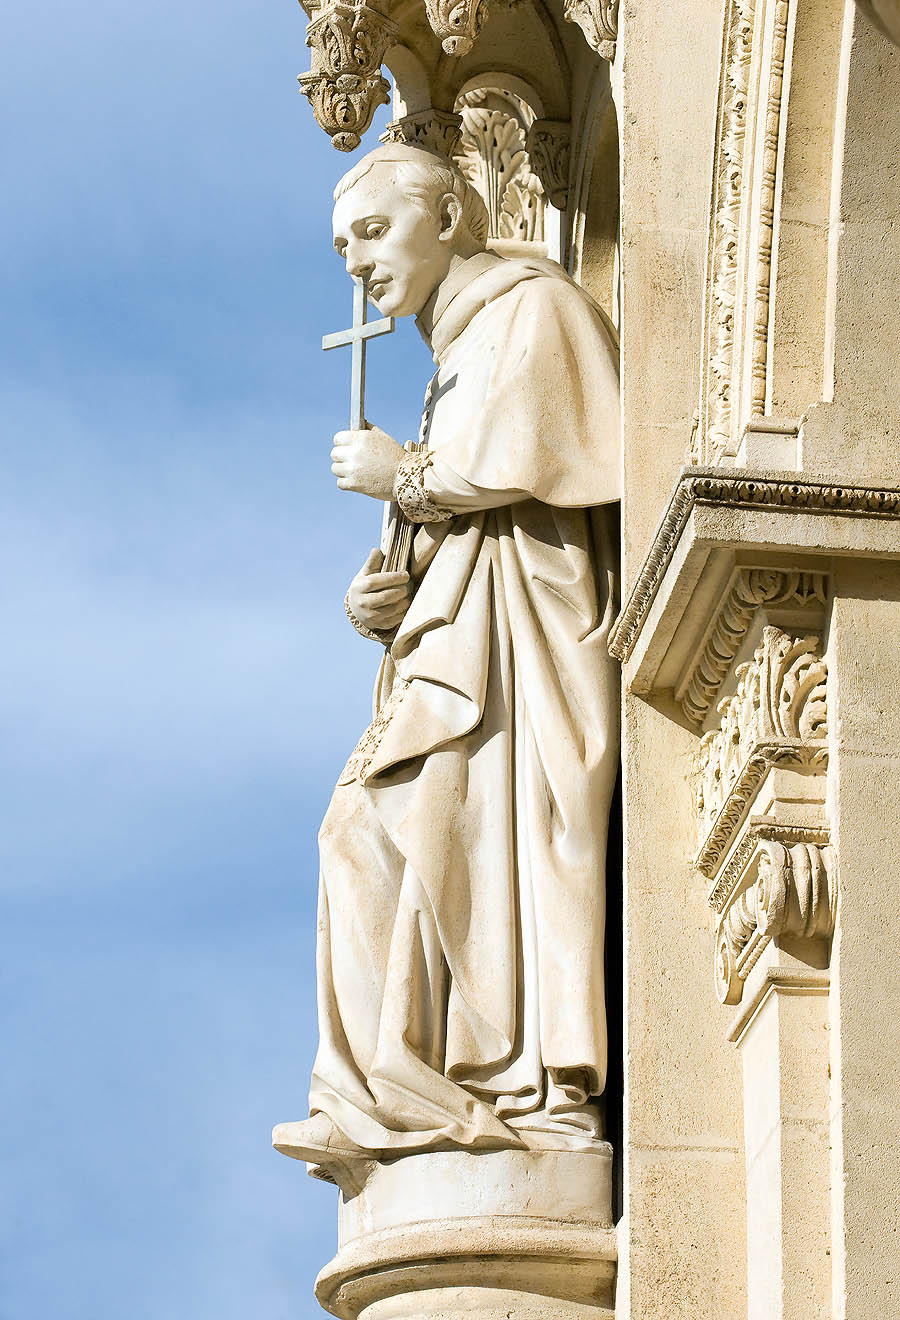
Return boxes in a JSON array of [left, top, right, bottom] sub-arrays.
[[272, 1113, 377, 1196]]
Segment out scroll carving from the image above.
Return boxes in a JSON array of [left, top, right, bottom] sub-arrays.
[[526, 120, 572, 210], [424, 0, 489, 56], [682, 569, 828, 726], [564, 0, 618, 60], [454, 88, 545, 245], [715, 834, 835, 1004], [381, 109, 463, 158], [695, 626, 828, 843], [298, 1, 396, 152]]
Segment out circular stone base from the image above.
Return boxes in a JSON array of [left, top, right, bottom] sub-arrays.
[[315, 1147, 617, 1319]]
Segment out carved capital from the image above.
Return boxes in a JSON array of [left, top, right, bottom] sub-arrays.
[[526, 120, 571, 209], [455, 87, 545, 247], [380, 109, 463, 158], [298, 2, 396, 152], [715, 832, 835, 1005], [424, 0, 490, 56], [564, 0, 618, 60]]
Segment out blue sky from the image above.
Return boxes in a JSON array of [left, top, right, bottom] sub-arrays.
[[0, 3, 433, 1315]]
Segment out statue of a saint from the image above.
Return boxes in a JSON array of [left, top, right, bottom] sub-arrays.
[[275, 145, 620, 1187]]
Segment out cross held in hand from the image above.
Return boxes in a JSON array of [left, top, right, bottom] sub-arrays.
[[322, 277, 394, 430]]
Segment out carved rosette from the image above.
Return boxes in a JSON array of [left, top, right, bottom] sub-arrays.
[[454, 88, 545, 246], [563, 0, 618, 60], [424, 0, 490, 56], [298, 1, 396, 152], [526, 120, 571, 210], [380, 109, 464, 158]]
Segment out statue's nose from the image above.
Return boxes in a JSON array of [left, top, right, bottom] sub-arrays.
[[346, 253, 375, 282]]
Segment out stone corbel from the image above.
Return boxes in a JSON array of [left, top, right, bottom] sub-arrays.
[[380, 108, 464, 157], [298, 1, 397, 152], [563, 0, 618, 60], [526, 120, 572, 209], [714, 828, 835, 1005], [423, 0, 490, 56]]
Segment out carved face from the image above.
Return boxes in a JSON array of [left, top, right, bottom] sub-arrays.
[[332, 165, 457, 318]]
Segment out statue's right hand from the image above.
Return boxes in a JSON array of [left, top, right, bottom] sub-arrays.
[[347, 548, 412, 633]]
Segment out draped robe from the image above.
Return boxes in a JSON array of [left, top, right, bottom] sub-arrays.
[[310, 252, 621, 1155]]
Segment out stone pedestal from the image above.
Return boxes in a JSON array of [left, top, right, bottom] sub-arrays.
[[314, 1146, 617, 1319]]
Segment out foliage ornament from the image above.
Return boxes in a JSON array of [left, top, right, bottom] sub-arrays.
[[424, 0, 490, 56], [298, 0, 396, 151], [564, 0, 619, 60]]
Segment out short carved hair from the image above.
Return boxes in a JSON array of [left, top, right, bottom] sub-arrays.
[[334, 144, 489, 250]]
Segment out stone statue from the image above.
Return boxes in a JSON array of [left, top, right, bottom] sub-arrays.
[[274, 144, 620, 1190]]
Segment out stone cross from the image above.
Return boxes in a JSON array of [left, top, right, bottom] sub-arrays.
[[322, 276, 394, 430]]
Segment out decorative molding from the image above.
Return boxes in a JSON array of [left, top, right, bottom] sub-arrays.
[[695, 626, 828, 867], [708, 820, 830, 913], [681, 568, 827, 726], [696, 741, 828, 880], [454, 88, 545, 245], [608, 470, 900, 664], [701, 0, 791, 461], [380, 109, 463, 158], [298, 1, 396, 152], [715, 834, 835, 1005], [424, 0, 489, 56], [526, 120, 571, 209], [563, 0, 618, 61], [705, 0, 754, 458]]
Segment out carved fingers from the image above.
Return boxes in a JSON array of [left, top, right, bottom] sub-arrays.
[[348, 548, 412, 631], [331, 427, 403, 501]]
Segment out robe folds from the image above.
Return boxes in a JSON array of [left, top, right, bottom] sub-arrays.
[[310, 252, 621, 1155]]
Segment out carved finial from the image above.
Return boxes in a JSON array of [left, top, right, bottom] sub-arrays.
[[526, 120, 571, 210], [380, 109, 464, 158], [564, 0, 618, 61], [423, 0, 490, 56], [298, 1, 397, 152]]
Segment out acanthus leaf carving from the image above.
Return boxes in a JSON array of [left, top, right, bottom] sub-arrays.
[[454, 88, 545, 246], [563, 0, 618, 61], [299, 1, 396, 152], [380, 109, 464, 158], [424, 0, 490, 56], [526, 120, 571, 210]]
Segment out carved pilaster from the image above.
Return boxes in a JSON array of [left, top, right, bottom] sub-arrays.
[[454, 88, 545, 247], [563, 0, 618, 60], [298, 1, 396, 152], [380, 109, 463, 158], [526, 120, 572, 209], [424, 0, 489, 56]]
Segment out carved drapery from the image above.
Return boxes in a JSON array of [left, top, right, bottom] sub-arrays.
[[381, 109, 464, 158], [298, 1, 396, 151], [563, 0, 618, 61], [526, 120, 572, 209], [454, 88, 545, 246]]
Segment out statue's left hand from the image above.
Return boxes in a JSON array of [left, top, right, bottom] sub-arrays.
[[331, 426, 404, 501]]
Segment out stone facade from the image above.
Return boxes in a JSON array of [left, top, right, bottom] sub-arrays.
[[287, 1, 900, 1315]]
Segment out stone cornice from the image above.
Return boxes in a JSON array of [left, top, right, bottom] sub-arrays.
[[609, 469, 900, 664]]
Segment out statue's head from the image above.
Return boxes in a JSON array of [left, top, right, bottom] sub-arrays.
[[332, 144, 489, 318]]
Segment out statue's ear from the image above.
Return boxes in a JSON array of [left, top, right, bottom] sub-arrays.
[[438, 192, 463, 242]]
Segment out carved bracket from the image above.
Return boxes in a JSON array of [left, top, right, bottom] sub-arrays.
[[564, 0, 618, 60], [298, 1, 396, 152], [526, 120, 572, 210], [424, 0, 490, 56], [715, 829, 835, 1004], [381, 109, 464, 158]]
